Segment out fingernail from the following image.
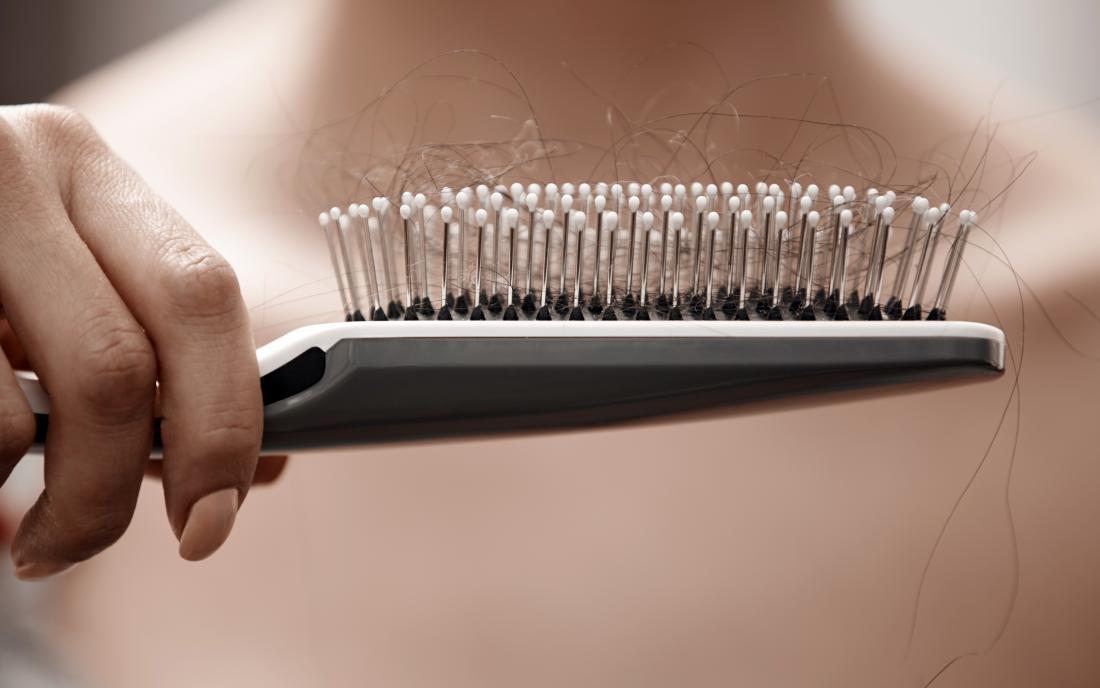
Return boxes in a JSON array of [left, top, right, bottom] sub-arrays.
[[15, 560, 72, 581], [178, 488, 239, 562]]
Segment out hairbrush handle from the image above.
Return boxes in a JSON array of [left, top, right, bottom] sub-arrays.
[[22, 320, 1005, 453]]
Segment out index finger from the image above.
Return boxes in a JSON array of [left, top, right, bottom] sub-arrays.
[[50, 110, 262, 560]]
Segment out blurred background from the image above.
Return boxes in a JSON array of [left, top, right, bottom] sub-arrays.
[[3, 0, 1097, 123], [0, 0, 222, 104]]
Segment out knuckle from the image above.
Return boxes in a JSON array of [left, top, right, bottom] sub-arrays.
[[72, 310, 157, 414], [21, 104, 96, 149], [158, 240, 244, 322], [0, 397, 35, 463]]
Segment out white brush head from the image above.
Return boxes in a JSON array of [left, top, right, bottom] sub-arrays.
[[605, 211, 619, 231], [799, 196, 812, 214], [939, 202, 951, 214], [707, 211, 720, 229], [400, 204, 412, 219], [572, 211, 587, 230], [828, 184, 840, 200], [357, 204, 370, 218], [474, 208, 487, 226], [807, 210, 821, 227], [661, 195, 673, 212], [882, 207, 895, 225], [506, 207, 519, 226], [768, 183, 781, 197], [595, 182, 609, 197], [318, 212, 330, 226], [728, 196, 741, 212], [691, 181, 703, 198], [629, 196, 641, 212], [611, 183, 623, 199], [561, 194, 574, 212], [456, 191, 471, 209], [440, 206, 453, 223], [527, 182, 542, 197], [925, 207, 942, 224], [790, 182, 802, 198], [740, 209, 753, 226], [660, 182, 672, 195], [510, 182, 524, 200], [807, 184, 819, 200], [329, 206, 341, 219], [966, 211, 977, 225], [884, 190, 897, 205], [491, 191, 504, 211], [755, 181, 768, 195], [670, 211, 684, 230], [642, 211, 654, 230], [546, 182, 558, 198], [401, 191, 414, 206], [776, 211, 788, 229], [832, 195, 845, 208], [414, 193, 427, 209], [441, 187, 454, 204], [695, 195, 707, 212], [348, 203, 359, 216], [720, 181, 733, 196], [562, 182, 575, 196], [579, 182, 592, 199], [628, 182, 640, 197], [843, 185, 856, 202], [641, 183, 652, 197], [912, 196, 929, 214], [594, 195, 607, 213], [706, 183, 718, 198], [875, 196, 888, 212], [763, 195, 776, 212], [525, 192, 538, 212], [541, 209, 554, 228], [338, 214, 350, 231], [840, 209, 853, 227], [737, 183, 749, 196]]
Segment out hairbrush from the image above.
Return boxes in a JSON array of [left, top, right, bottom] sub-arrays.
[[22, 180, 1004, 451]]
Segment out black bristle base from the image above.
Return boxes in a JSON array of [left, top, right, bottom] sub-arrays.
[[568, 307, 586, 321], [436, 307, 453, 320], [453, 294, 469, 316], [601, 308, 618, 321], [635, 308, 651, 321], [521, 293, 536, 313], [535, 305, 552, 320], [372, 307, 388, 322], [503, 305, 520, 320], [734, 307, 751, 321], [403, 308, 419, 321], [387, 301, 403, 319], [902, 304, 922, 321]]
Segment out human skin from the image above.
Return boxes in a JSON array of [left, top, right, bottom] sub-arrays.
[[21, 0, 1100, 687]]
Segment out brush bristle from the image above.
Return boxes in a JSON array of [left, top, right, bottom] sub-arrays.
[[319, 181, 976, 322]]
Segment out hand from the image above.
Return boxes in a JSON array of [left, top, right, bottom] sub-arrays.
[[0, 104, 266, 579]]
